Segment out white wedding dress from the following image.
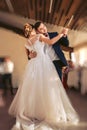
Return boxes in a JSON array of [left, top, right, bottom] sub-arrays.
[[9, 35, 79, 130]]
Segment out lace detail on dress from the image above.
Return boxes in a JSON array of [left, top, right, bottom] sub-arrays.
[[25, 38, 35, 51], [25, 34, 41, 51]]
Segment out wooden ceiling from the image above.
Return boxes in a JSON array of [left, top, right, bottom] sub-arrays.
[[0, 0, 87, 34]]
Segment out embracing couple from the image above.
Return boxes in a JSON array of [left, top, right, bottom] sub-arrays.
[[9, 21, 79, 130], [25, 21, 70, 80]]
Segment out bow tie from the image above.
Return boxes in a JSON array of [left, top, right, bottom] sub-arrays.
[[44, 33, 49, 37]]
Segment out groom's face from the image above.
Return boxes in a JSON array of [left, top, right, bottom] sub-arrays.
[[37, 23, 47, 34]]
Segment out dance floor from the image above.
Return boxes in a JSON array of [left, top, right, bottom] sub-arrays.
[[0, 88, 87, 130]]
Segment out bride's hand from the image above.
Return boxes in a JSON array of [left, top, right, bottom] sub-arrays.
[[29, 50, 37, 59], [61, 28, 69, 37]]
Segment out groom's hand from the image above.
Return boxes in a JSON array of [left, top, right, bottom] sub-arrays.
[[29, 50, 37, 59]]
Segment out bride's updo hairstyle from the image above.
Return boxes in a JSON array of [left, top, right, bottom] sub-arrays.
[[24, 23, 33, 38]]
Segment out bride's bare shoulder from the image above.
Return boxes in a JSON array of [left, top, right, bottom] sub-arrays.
[[27, 35, 39, 45]]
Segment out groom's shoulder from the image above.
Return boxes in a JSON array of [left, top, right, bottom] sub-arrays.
[[48, 32, 58, 35]]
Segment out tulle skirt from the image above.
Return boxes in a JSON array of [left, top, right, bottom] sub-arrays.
[[9, 54, 79, 129]]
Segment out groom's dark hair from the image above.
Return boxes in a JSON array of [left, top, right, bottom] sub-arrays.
[[34, 21, 42, 30]]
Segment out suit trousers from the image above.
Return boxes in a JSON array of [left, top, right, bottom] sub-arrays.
[[53, 60, 62, 80]]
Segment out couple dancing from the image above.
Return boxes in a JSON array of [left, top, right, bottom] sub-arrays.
[[9, 21, 79, 130]]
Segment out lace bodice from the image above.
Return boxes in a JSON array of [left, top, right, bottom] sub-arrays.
[[25, 35, 46, 57]]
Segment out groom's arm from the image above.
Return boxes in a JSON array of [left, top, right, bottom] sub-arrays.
[[58, 28, 69, 47], [56, 32, 69, 47], [25, 47, 30, 59], [59, 35, 69, 47], [49, 32, 69, 47]]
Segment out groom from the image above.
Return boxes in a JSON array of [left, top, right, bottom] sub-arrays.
[[26, 21, 72, 80], [34, 21, 71, 80]]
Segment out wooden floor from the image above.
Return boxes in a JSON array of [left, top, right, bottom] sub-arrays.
[[0, 88, 87, 130]]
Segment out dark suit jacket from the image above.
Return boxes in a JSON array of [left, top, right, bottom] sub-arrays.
[[48, 32, 69, 67]]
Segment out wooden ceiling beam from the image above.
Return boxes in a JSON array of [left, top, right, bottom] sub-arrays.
[[0, 0, 9, 12], [58, 0, 71, 26], [44, 0, 50, 23], [0, 0, 87, 33], [51, 0, 60, 24]]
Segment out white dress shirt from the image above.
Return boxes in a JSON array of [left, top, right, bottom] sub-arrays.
[[46, 44, 59, 61], [44, 33, 59, 61]]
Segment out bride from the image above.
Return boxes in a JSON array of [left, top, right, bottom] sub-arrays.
[[9, 23, 79, 130]]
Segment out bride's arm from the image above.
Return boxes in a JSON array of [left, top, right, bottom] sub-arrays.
[[39, 28, 68, 45]]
